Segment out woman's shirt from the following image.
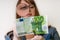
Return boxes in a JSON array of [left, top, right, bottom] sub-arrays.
[[43, 26, 60, 40], [5, 26, 60, 40]]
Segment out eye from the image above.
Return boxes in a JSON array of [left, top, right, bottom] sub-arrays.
[[20, 6, 28, 10]]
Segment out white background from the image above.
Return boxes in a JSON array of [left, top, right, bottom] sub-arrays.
[[0, 0, 60, 40]]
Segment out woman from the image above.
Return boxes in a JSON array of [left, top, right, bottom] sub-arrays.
[[5, 0, 60, 40]]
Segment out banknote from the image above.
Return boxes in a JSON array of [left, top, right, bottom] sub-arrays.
[[16, 16, 48, 37]]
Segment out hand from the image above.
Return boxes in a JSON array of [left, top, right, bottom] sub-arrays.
[[31, 35, 45, 40]]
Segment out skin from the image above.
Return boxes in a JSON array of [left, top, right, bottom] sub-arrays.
[[14, 0, 45, 40]]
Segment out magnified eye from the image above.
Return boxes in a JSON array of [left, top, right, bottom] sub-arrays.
[[20, 6, 28, 10]]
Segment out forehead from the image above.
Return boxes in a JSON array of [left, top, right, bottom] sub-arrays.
[[19, 0, 30, 6], [17, 0, 35, 6]]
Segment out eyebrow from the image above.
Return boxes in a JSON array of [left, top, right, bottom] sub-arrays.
[[17, 3, 29, 7]]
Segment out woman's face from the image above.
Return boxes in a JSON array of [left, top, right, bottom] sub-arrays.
[[16, 0, 35, 18]]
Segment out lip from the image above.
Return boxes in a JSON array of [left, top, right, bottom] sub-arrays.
[[26, 14, 32, 17]]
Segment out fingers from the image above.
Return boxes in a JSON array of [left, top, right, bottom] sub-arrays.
[[31, 35, 45, 40]]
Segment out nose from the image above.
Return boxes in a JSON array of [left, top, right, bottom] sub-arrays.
[[28, 7, 31, 13], [26, 8, 32, 16]]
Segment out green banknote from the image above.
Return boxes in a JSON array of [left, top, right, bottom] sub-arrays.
[[16, 16, 48, 36]]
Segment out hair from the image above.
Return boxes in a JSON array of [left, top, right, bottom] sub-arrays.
[[16, 0, 40, 18]]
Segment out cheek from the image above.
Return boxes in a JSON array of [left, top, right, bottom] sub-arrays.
[[16, 10, 27, 16], [31, 8, 35, 16]]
